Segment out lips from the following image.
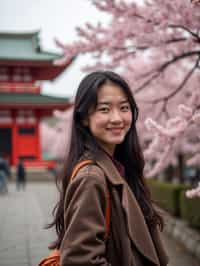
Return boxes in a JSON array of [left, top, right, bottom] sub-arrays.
[[107, 127, 124, 134]]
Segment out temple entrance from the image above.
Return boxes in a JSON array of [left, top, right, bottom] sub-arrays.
[[0, 127, 12, 163], [16, 125, 38, 162]]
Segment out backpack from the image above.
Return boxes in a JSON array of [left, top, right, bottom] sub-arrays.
[[38, 160, 111, 266]]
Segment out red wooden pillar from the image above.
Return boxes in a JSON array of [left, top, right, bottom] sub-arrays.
[[12, 116, 17, 166], [36, 119, 41, 161]]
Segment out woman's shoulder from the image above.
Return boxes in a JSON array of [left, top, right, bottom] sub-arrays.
[[72, 163, 106, 186], [65, 163, 108, 207]]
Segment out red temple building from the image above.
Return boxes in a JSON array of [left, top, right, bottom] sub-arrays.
[[0, 31, 73, 167]]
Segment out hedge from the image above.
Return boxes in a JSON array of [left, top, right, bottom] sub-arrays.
[[180, 191, 200, 229], [147, 179, 190, 216]]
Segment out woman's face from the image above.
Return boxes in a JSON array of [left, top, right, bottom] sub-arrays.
[[85, 83, 133, 155]]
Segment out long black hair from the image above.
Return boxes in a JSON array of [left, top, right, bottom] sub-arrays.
[[48, 70, 163, 249]]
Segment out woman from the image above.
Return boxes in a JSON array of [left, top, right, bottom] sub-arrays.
[[49, 71, 169, 266]]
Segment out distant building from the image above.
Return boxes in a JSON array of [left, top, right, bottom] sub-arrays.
[[0, 31, 73, 167]]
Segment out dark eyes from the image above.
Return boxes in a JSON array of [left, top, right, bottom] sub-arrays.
[[121, 105, 130, 111], [98, 107, 109, 112], [97, 105, 130, 112]]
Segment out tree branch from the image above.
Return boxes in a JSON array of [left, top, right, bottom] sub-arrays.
[[146, 57, 200, 104], [169, 24, 200, 42], [134, 51, 200, 94]]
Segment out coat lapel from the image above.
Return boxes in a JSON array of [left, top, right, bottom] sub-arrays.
[[95, 151, 160, 266], [121, 183, 160, 265]]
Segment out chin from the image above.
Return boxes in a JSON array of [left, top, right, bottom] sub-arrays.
[[109, 137, 125, 145]]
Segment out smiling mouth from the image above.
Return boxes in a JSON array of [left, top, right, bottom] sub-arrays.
[[107, 127, 123, 130], [107, 128, 124, 134]]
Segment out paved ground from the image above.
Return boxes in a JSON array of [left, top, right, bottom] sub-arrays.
[[0, 182, 199, 266]]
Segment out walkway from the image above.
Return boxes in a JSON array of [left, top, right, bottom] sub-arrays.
[[0, 183, 199, 266]]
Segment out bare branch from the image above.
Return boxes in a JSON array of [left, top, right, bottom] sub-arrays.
[[134, 51, 200, 95], [112, 37, 186, 53], [165, 37, 187, 44], [169, 24, 200, 41], [146, 57, 200, 104], [158, 51, 200, 72]]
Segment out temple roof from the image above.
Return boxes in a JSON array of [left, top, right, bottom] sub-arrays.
[[0, 31, 62, 62], [0, 31, 75, 80], [0, 92, 71, 109]]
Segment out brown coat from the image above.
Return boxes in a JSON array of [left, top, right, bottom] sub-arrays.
[[60, 150, 169, 266]]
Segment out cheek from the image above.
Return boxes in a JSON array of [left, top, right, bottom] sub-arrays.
[[89, 114, 107, 131], [124, 112, 133, 128]]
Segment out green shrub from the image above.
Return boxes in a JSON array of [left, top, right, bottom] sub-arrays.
[[180, 191, 200, 229], [147, 179, 190, 216]]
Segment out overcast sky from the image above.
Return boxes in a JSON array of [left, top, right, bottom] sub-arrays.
[[0, 0, 110, 98]]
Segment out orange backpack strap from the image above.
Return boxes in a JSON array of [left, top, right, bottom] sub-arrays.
[[70, 160, 111, 239], [38, 249, 60, 266], [70, 160, 93, 180], [104, 185, 111, 240]]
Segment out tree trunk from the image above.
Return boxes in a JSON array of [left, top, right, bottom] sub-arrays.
[[165, 164, 174, 182], [177, 153, 184, 183]]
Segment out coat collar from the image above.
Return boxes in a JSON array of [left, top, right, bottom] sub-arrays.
[[94, 149, 161, 266], [95, 150, 125, 186]]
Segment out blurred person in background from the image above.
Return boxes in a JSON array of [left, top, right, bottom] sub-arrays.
[[16, 158, 26, 191], [0, 153, 10, 194]]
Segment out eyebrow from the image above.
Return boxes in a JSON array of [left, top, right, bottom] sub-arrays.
[[97, 100, 129, 105]]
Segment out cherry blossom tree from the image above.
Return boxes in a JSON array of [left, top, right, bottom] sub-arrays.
[[48, 0, 200, 195]]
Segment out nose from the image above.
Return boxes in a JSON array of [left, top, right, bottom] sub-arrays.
[[110, 109, 123, 123]]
